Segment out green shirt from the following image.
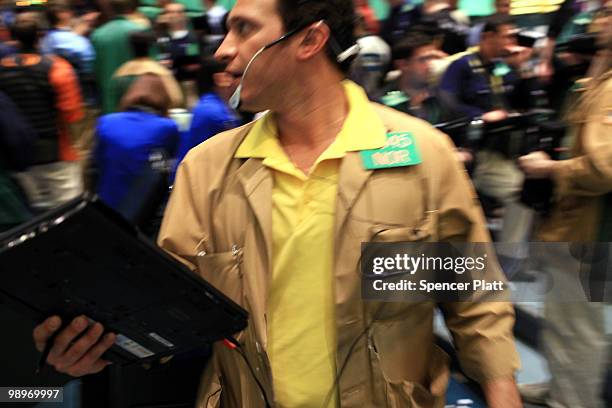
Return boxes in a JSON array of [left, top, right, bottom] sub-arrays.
[[91, 17, 146, 113]]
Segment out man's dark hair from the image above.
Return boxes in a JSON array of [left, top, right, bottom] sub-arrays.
[[129, 31, 154, 58], [10, 18, 40, 52], [392, 30, 434, 61], [482, 13, 515, 34], [276, 0, 357, 73], [197, 54, 225, 94]]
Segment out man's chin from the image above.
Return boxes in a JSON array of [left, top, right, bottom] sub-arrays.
[[237, 97, 269, 114]]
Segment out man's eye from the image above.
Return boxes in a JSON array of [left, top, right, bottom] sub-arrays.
[[235, 21, 253, 36]]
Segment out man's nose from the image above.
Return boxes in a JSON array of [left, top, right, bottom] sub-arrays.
[[215, 33, 238, 64]]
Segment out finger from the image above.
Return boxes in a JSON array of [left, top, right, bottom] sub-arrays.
[[33, 316, 62, 353], [68, 359, 111, 378], [48, 316, 89, 361], [68, 333, 116, 376], [54, 322, 105, 371]]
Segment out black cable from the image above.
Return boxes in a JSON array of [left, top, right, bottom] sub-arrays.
[[319, 322, 372, 408], [227, 337, 272, 408]]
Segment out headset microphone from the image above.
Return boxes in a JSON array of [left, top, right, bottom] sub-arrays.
[[229, 22, 321, 110], [229, 45, 267, 110]]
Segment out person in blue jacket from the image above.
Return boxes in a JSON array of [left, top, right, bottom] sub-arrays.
[[174, 55, 241, 168], [94, 73, 179, 210]]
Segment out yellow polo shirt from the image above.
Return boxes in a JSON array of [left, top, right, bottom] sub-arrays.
[[235, 81, 387, 407]]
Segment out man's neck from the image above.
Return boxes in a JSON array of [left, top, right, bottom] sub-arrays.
[[403, 87, 429, 107], [275, 80, 348, 148], [271, 75, 348, 174]]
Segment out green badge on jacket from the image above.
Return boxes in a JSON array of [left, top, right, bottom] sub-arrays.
[[493, 62, 511, 77], [360, 132, 422, 170]]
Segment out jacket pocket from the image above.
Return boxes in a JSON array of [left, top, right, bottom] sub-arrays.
[[196, 245, 244, 307], [370, 334, 449, 408]]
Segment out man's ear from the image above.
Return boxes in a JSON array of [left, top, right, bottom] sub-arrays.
[[296, 21, 330, 61]]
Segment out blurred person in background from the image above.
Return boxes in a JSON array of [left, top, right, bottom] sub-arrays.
[[195, 0, 228, 54], [111, 30, 184, 111], [350, 13, 390, 99], [381, 0, 422, 48], [94, 73, 179, 210], [382, 0, 469, 54], [91, 0, 148, 113], [174, 54, 240, 169], [380, 30, 450, 124], [158, 2, 199, 77], [0, 0, 22, 58], [203, 0, 227, 36], [439, 13, 535, 273], [42, 0, 96, 106], [469, 0, 512, 47], [353, 0, 379, 34], [156, 2, 200, 105], [0, 14, 84, 213], [517, 2, 612, 406], [419, 0, 470, 55], [438, 13, 529, 121], [543, 1, 606, 115], [43, 0, 98, 189], [0, 91, 33, 231]]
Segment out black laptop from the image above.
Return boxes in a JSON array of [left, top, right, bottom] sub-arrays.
[[0, 194, 248, 365]]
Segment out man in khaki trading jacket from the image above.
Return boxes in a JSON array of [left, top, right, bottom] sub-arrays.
[[33, 0, 521, 407], [517, 4, 612, 405]]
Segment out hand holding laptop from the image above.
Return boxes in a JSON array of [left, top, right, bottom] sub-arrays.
[[33, 315, 115, 377]]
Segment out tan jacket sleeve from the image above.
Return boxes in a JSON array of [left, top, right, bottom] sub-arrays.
[[553, 78, 612, 197], [157, 152, 209, 270], [433, 132, 520, 383]]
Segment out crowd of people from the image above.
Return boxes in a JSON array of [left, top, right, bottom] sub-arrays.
[[0, 0, 607, 229], [0, 0, 242, 226], [0, 0, 611, 407]]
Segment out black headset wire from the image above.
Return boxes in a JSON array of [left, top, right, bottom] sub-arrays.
[[227, 336, 273, 408]]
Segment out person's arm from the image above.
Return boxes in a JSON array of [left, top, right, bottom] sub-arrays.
[[548, 0, 577, 41], [481, 377, 522, 408], [537, 0, 577, 81], [49, 57, 84, 125], [519, 80, 612, 195], [431, 131, 520, 402], [48, 56, 85, 148]]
